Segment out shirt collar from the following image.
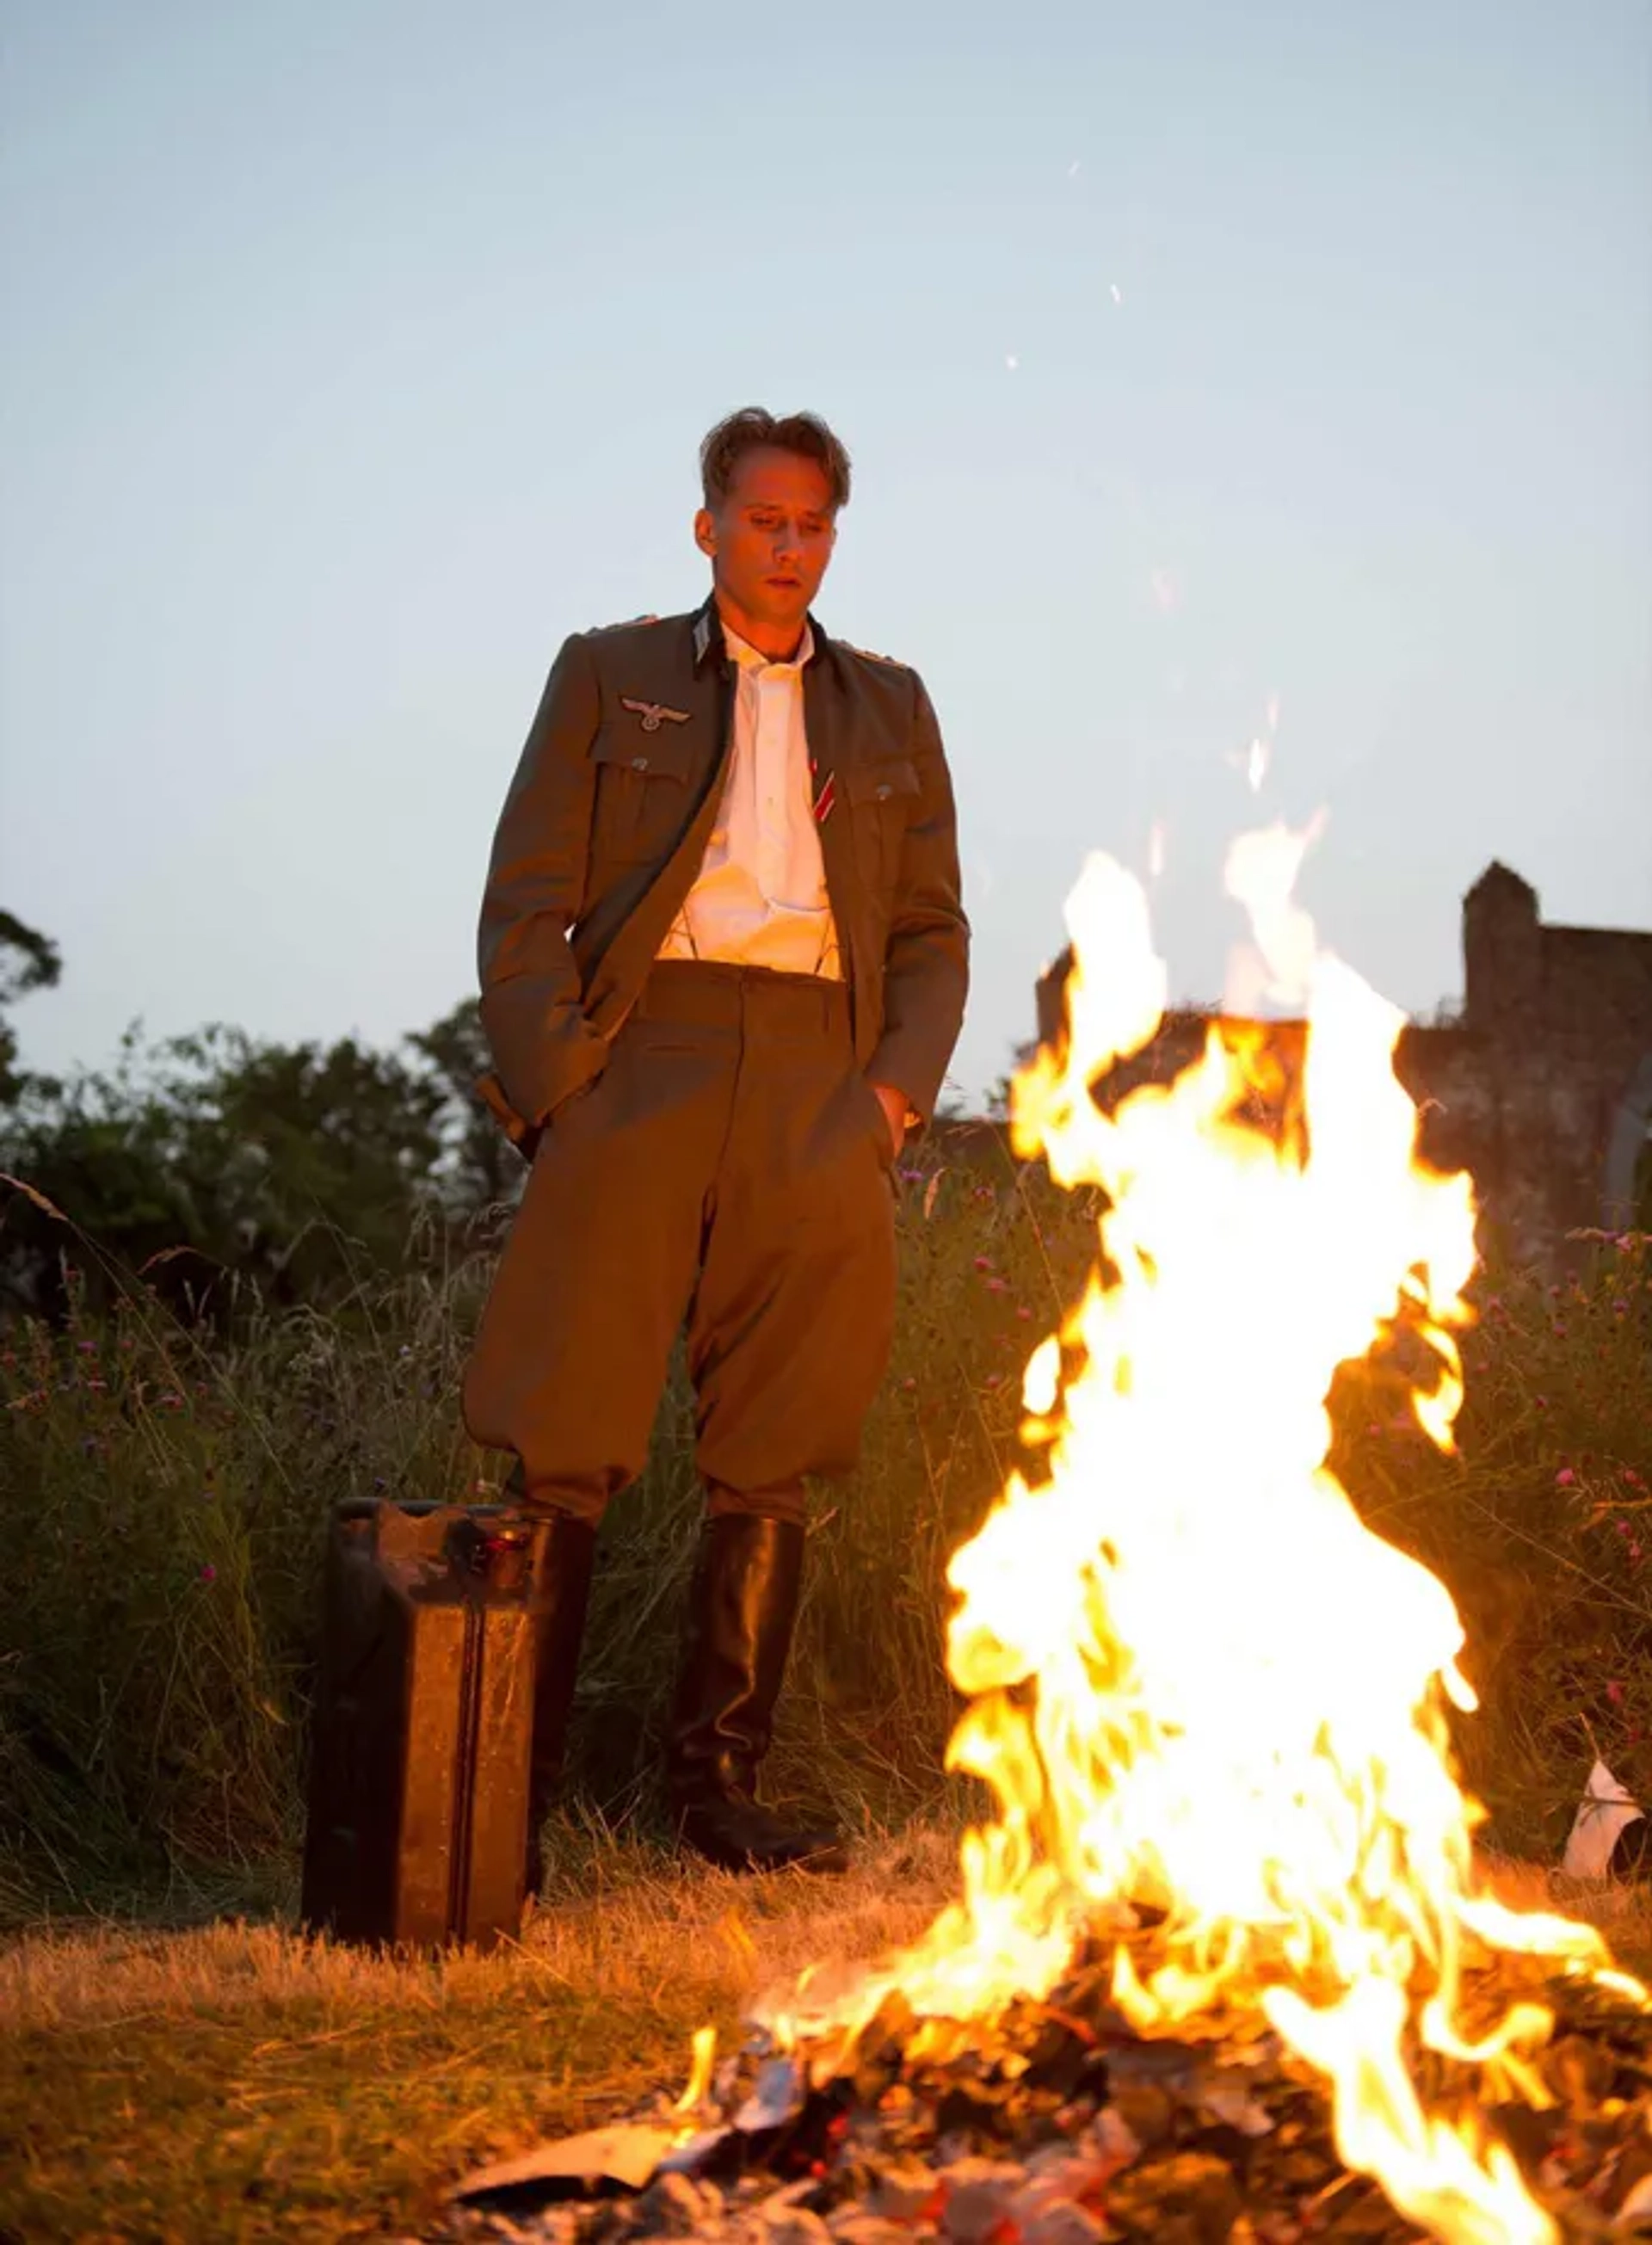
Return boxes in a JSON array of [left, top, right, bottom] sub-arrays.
[[691, 594, 828, 674], [722, 617, 815, 674]]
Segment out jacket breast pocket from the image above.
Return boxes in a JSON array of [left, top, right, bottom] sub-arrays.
[[844, 757, 921, 899], [589, 729, 695, 870]]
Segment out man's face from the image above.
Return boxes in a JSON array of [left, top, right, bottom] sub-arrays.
[[694, 447, 837, 643]]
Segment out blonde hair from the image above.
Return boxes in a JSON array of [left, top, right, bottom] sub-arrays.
[[699, 407, 852, 513]]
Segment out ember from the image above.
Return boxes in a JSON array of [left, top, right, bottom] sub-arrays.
[[459, 827, 1649, 2244]]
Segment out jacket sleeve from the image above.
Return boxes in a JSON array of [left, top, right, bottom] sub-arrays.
[[475, 632, 610, 1140], [867, 671, 970, 1127]]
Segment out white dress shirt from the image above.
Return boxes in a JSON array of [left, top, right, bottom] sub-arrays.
[[658, 620, 843, 978]]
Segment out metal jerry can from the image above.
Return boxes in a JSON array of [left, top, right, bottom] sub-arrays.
[[299, 1499, 542, 1950]]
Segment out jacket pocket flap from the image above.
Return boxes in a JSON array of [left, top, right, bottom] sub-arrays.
[[844, 757, 921, 805], [590, 727, 694, 781]]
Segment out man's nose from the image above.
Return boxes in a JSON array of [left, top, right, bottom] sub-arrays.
[[772, 523, 804, 564]]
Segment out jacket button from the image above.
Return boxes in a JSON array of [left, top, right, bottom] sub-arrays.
[[875, 782, 891, 801], [632, 756, 650, 772]]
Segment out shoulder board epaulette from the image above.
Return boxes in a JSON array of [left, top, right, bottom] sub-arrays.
[[841, 639, 909, 669], [586, 613, 661, 633]]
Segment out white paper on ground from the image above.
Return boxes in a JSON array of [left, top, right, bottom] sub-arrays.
[[732, 2053, 807, 2134], [453, 2120, 677, 2200], [1561, 1758, 1645, 1879], [1615, 2170, 1652, 2229], [656, 2126, 735, 2175]]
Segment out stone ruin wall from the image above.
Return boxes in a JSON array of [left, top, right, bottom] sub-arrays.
[[1031, 864, 1652, 1272]]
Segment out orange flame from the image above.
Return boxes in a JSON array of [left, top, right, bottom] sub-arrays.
[[765, 829, 1645, 2242]]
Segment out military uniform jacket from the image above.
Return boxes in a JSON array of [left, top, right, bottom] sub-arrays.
[[476, 595, 970, 1155]]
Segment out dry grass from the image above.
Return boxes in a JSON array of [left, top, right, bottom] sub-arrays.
[[3, 1824, 1649, 2245], [1, 1828, 963, 2035], [1478, 1852, 1652, 1979], [0, 1824, 959, 2244]]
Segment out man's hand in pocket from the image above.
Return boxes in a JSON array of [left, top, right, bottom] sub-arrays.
[[867, 1081, 909, 1158]]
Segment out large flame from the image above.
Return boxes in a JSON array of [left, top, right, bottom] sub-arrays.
[[768, 830, 1644, 2243]]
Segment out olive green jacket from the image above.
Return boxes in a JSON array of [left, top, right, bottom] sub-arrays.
[[475, 595, 969, 1156]]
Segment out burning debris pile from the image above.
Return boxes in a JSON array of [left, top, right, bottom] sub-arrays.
[[459, 829, 1649, 2244], [453, 1944, 1652, 2242]]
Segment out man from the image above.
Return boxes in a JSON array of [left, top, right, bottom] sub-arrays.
[[463, 406, 968, 1886]]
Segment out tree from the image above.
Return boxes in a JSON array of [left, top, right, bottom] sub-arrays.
[[0, 954, 527, 1322], [0, 910, 61, 1108], [1, 1021, 455, 1318], [408, 999, 521, 1216]]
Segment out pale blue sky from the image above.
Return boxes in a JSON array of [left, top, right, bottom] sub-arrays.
[[3, 0, 1649, 1107]]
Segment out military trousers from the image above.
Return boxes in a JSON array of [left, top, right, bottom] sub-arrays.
[[461, 960, 900, 1526]]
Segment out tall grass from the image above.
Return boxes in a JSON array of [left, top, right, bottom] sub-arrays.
[[1333, 1231, 1652, 1849], [1, 1140, 1648, 1917]]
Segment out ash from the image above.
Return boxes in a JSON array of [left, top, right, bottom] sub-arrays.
[[453, 1944, 1652, 2244]]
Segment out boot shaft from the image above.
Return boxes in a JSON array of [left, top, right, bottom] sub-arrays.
[[527, 1511, 599, 1781], [668, 1514, 805, 1804]]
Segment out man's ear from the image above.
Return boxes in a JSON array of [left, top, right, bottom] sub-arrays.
[[693, 506, 716, 558]]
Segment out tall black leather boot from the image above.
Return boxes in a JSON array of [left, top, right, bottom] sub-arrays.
[[523, 1510, 598, 1899], [666, 1514, 848, 1874]]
